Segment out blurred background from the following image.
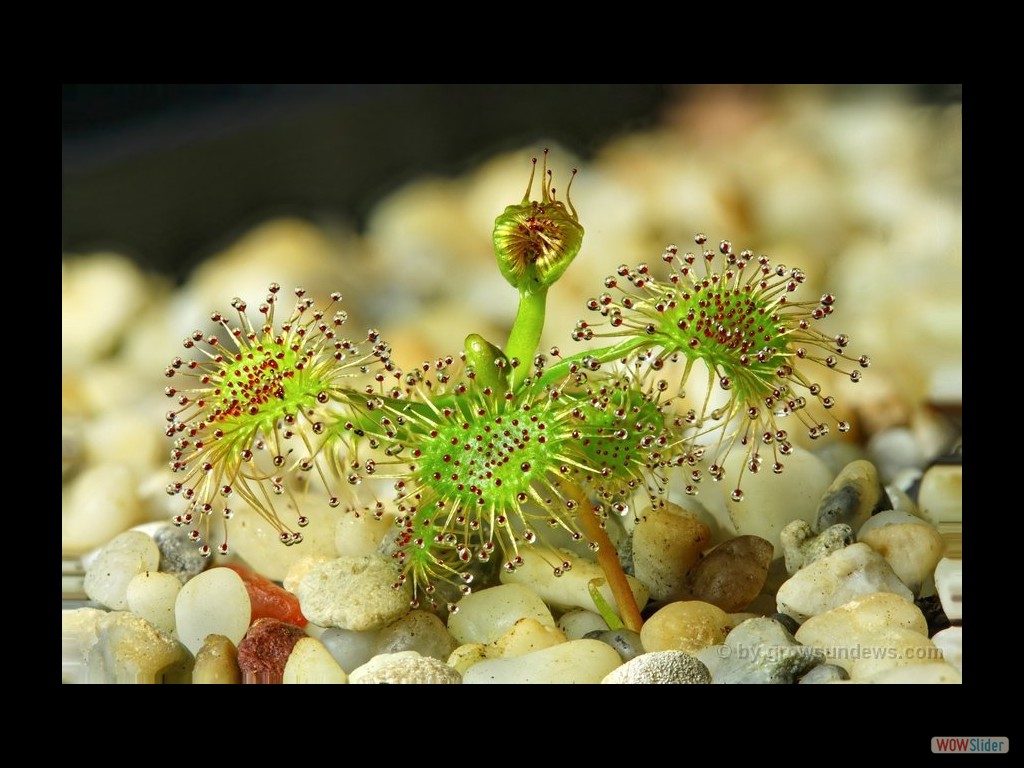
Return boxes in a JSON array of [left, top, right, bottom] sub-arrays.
[[62, 84, 962, 556]]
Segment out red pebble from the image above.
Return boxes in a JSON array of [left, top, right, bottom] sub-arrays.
[[225, 564, 308, 628], [237, 618, 308, 684]]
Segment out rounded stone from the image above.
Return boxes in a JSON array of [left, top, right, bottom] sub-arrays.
[[798, 663, 850, 684], [63, 463, 145, 557], [283, 637, 349, 684], [588, 629, 645, 662], [153, 525, 208, 584], [295, 555, 411, 632], [318, 627, 380, 674], [602, 650, 711, 684], [237, 618, 308, 684], [490, 618, 567, 658], [462, 639, 621, 684], [640, 600, 732, 654], [193, 634, 241, 684], [557, 609, 610, 640], [374, 610, 457, 660], [858, 511, 945, 594], [84, 531, 161, 610], [88, 611, 189, 684], [175, 567, 252, 656], [815, 459, 891, 533], [775, 542, 913, 622], [447, 583, 555, 646], [631, 502, 711, 602], [780, 520, 854, 575], [934, 558, 962, 622], [126, 570, 182, 636], [349, 651, 462, 684], [686, 535, 773, 612]]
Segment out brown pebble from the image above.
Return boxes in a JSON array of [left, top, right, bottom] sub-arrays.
[[237, 618, 308, 684], [687, 535, 773, 612]]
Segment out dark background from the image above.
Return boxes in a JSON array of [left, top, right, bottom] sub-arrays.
[[61, 84, 961, 281]]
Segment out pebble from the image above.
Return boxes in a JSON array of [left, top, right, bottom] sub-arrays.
[[861, 662, 962, 684], [83, 531, 161, 610], [373, 610, 457, 660], [335, 510, 393, 557], [640, 600, 732, 654], [557, 609, 610, 640], [62, 608, 107, 684], [798, 663, 850, 684], [462, 639, 621, 684], [857, 511, 945, 594], [175, 567, 253, 656], [237, 618, 309, 684], [490, 618, 568, 658], [696, 617, 823, 684], [88, 611, 190, 684], [631, 502, 710, 602], [153, 525, 208, 584], [192, 634, 241, 684], [602, 650, 711, 684], [447, 643, 490, 675], [866, 427, 926, 484], [448, 583, 556, 645], [712, 445, 835, 553], [283, 637, 349, 684], [815, 460, 891, 533], [125, 571, 181, 636], [63, 463, 145, 557], [930, 626, 962, 675], [934, 558, 962, 622], [318, 627, 380, 674], [82, 408, 164, 474], [795, 592, 941, 679], [225, 563, 307, 627], [349, 651, 462, 684], [687, 535, 773, 612], [587, 629, 645, 662], [775, 543, 913, 622], [227, 498, 346, 582], [295, 555, 411, 631], [917, 461, 962, 532], [498, 547, 649, 618], [780, 521, 853, 575]]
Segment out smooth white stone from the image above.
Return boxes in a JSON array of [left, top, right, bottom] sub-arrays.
[[934, 557, 962, 622], [63, 463, 145, 557], [557, 609, 610, 640], [296, 555, 410, 631], [931, 626, 962, 675], [857, 511, 945, 594], [776, 543, 913, 622], [283, 637, 349, 684], [917, 463, 962, 529], [83, 531, 161, 610], [174, 567, 252, 656], [318, 627, 380, 673], [462, 639, 622, 684], [349, 651, 462, 684], [499, 547, 648, 618], [126, 571, 182, 636], [448, 584, 555, 646]]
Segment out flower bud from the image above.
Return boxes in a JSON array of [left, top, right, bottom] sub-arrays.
[[493, 150, 584, 291]]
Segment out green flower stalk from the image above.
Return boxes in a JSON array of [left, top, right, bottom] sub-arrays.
[[163, 285, 392, 554]]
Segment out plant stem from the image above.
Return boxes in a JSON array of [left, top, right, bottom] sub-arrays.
[[564, 482, 644, 633], [504, 287, 548, 389], [536, 336, 649, 388]]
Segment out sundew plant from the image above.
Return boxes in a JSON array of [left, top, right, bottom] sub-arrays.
[[163, 151, 868, 631]]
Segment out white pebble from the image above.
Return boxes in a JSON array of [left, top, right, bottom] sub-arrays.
[[861, 662, 961, 684], [318, 627, 380, 673], [63, 463, 145, 557], [557, 609, 610, 640], [934, 557, 962, 622], [126, 571, 182, 636], [931, 626, 962, 675], [776, 543, 913, 622], [283, 637, 349, 684], [917, 463, 962, 529], [447, 584, 555, 645], [462, 639, 621, 684], [349, 651, 462, 684], [296, 555, 410, 631], [174, 567, 252, 655], [857, 511, 945, 594], [83, 531, 161, 610]]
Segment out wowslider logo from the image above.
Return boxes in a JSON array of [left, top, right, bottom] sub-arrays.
[[932, 737, 1009, 754]]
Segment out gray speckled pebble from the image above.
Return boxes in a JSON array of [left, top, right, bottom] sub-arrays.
[[781, 520, 854, 575], [815, 460, 891, 534], [601, 651, 711, 684], [586, 629, 644, 662], [799, 663, 850, 684], [697, 617, 823, 684], [154, 525, 209, 584]]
